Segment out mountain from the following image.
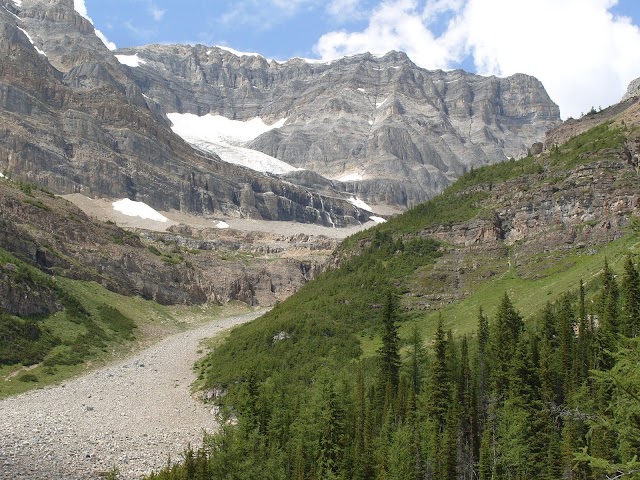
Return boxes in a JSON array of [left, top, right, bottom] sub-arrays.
[[118, 44, 561, 208], [0, 0, 368, 227]]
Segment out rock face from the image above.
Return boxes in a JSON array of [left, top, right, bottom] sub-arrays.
[[622, 76, 640, 102], [0, 0, 368, 227], [118, 45, 561, 207], [0, 178, 337, 312]]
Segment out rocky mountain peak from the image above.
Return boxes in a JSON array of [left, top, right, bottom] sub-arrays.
[[119, 42, 560, 208]]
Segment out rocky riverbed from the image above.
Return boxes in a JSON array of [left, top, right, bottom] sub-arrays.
[[0, 311, 264, 479]]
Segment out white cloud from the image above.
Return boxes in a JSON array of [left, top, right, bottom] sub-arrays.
[[150, 6, 166, 21], [327, 0, 364, 20], [219, 0, 320, 30], [315, 0, 453, 69], [73, 0, 117, 50], [96, 29, 117, 50], [313, 0, 640, 119], [447, 0, 640, 118], [73, 0, 90, 20]]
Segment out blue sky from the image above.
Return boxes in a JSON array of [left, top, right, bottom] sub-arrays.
[[78, 0, 640, 119]]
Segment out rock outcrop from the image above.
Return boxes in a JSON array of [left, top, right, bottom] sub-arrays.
[[622, 76, 640, 102], [119, 45, 561, 207], [0, 178, 337, 312]]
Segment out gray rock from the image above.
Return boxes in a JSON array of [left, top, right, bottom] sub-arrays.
[[622, 76, 640, 102], [119, 45, 561, 207], [0, 0, 368, 227]]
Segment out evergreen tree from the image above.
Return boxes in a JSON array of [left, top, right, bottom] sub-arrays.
[[490, 294, 523, 397], [429, 315, 450, 429], [317, 383, 344, 480], [378, 290, 402, 396], [621, 255, 640, 337]]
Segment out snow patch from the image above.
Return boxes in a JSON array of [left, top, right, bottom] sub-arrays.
[[376, 97, 389, 108], [3, 6, 20, 19], [191, 140, 301, 175], [168, 113, 299, 175], [368, 120, 373, 125], [115, 54, 146, 67], [10, 0, 22, 6], [370, 216, 386, 224], [214, 221, 230, 229], [347, 196, 372, 212], [168, 113, 285, 146], [0, 172, 5, 179], [357, 88, 366, 92], [17, 27, 46, 56], [338, 173, 364, 182], [112, 199, 168, 222], [214, 45, 270, 61]]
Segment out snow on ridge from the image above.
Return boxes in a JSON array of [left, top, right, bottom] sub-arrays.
[[112, 199, 168, 222], [3, 6, 20, 19], [370, 216, 386, 224], [214, 45, 270, 61], [338, 173, 364, 182], [17, 27, 46, 56], [347, 196, 373, 212], [115, 54, 146, 67], [376, 96, 390, 108], [167, 112, 298, 175]]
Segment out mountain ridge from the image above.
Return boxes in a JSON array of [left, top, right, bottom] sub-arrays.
[[119, 43, 560, 208]]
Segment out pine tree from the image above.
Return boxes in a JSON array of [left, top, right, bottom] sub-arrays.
[[429, 315, 450, 429], [490, 293, 523, 397], [408, 324, 426, 395], [378, 290, 402, 396], [575, 279, 591, 382], [621, 255, 640, 337], [557, 294, 576, 396], [476, 308, 490, 424], [317, 383, 344, 479]]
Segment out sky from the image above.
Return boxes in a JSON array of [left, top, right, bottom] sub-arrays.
[[78, 0, 640, 119]]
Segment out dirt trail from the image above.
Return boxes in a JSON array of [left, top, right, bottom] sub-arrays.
[[0, 311, 264, 479]]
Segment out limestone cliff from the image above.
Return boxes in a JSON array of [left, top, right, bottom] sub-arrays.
[[118, 45, 561, 207]]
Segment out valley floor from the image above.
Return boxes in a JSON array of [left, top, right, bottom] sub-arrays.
[[0, 310, 265, 480]]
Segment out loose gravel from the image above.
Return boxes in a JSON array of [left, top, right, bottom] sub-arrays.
[[0, 311, 264, 480]]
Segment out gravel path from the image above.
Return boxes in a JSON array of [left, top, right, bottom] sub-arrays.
[[0, 311, 264, 480]]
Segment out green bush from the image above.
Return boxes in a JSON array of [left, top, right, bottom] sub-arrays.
[[98, 305, 137, 340], [18, 373, 38, 383]]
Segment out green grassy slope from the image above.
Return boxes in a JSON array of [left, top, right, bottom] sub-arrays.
[[201, 119, 637, 390]]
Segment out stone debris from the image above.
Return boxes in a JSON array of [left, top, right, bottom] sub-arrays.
[[0, 312, 262, 479]]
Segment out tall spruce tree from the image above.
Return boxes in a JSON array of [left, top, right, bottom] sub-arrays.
[[378, 290, 402, 397], [490, 293, 523, 397], [621, 255, 640, 338]]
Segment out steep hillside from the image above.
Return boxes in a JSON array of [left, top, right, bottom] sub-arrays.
[[147, 96, 640, 479], [121, 44, 560, 208], [200, 105, 639, 370]]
